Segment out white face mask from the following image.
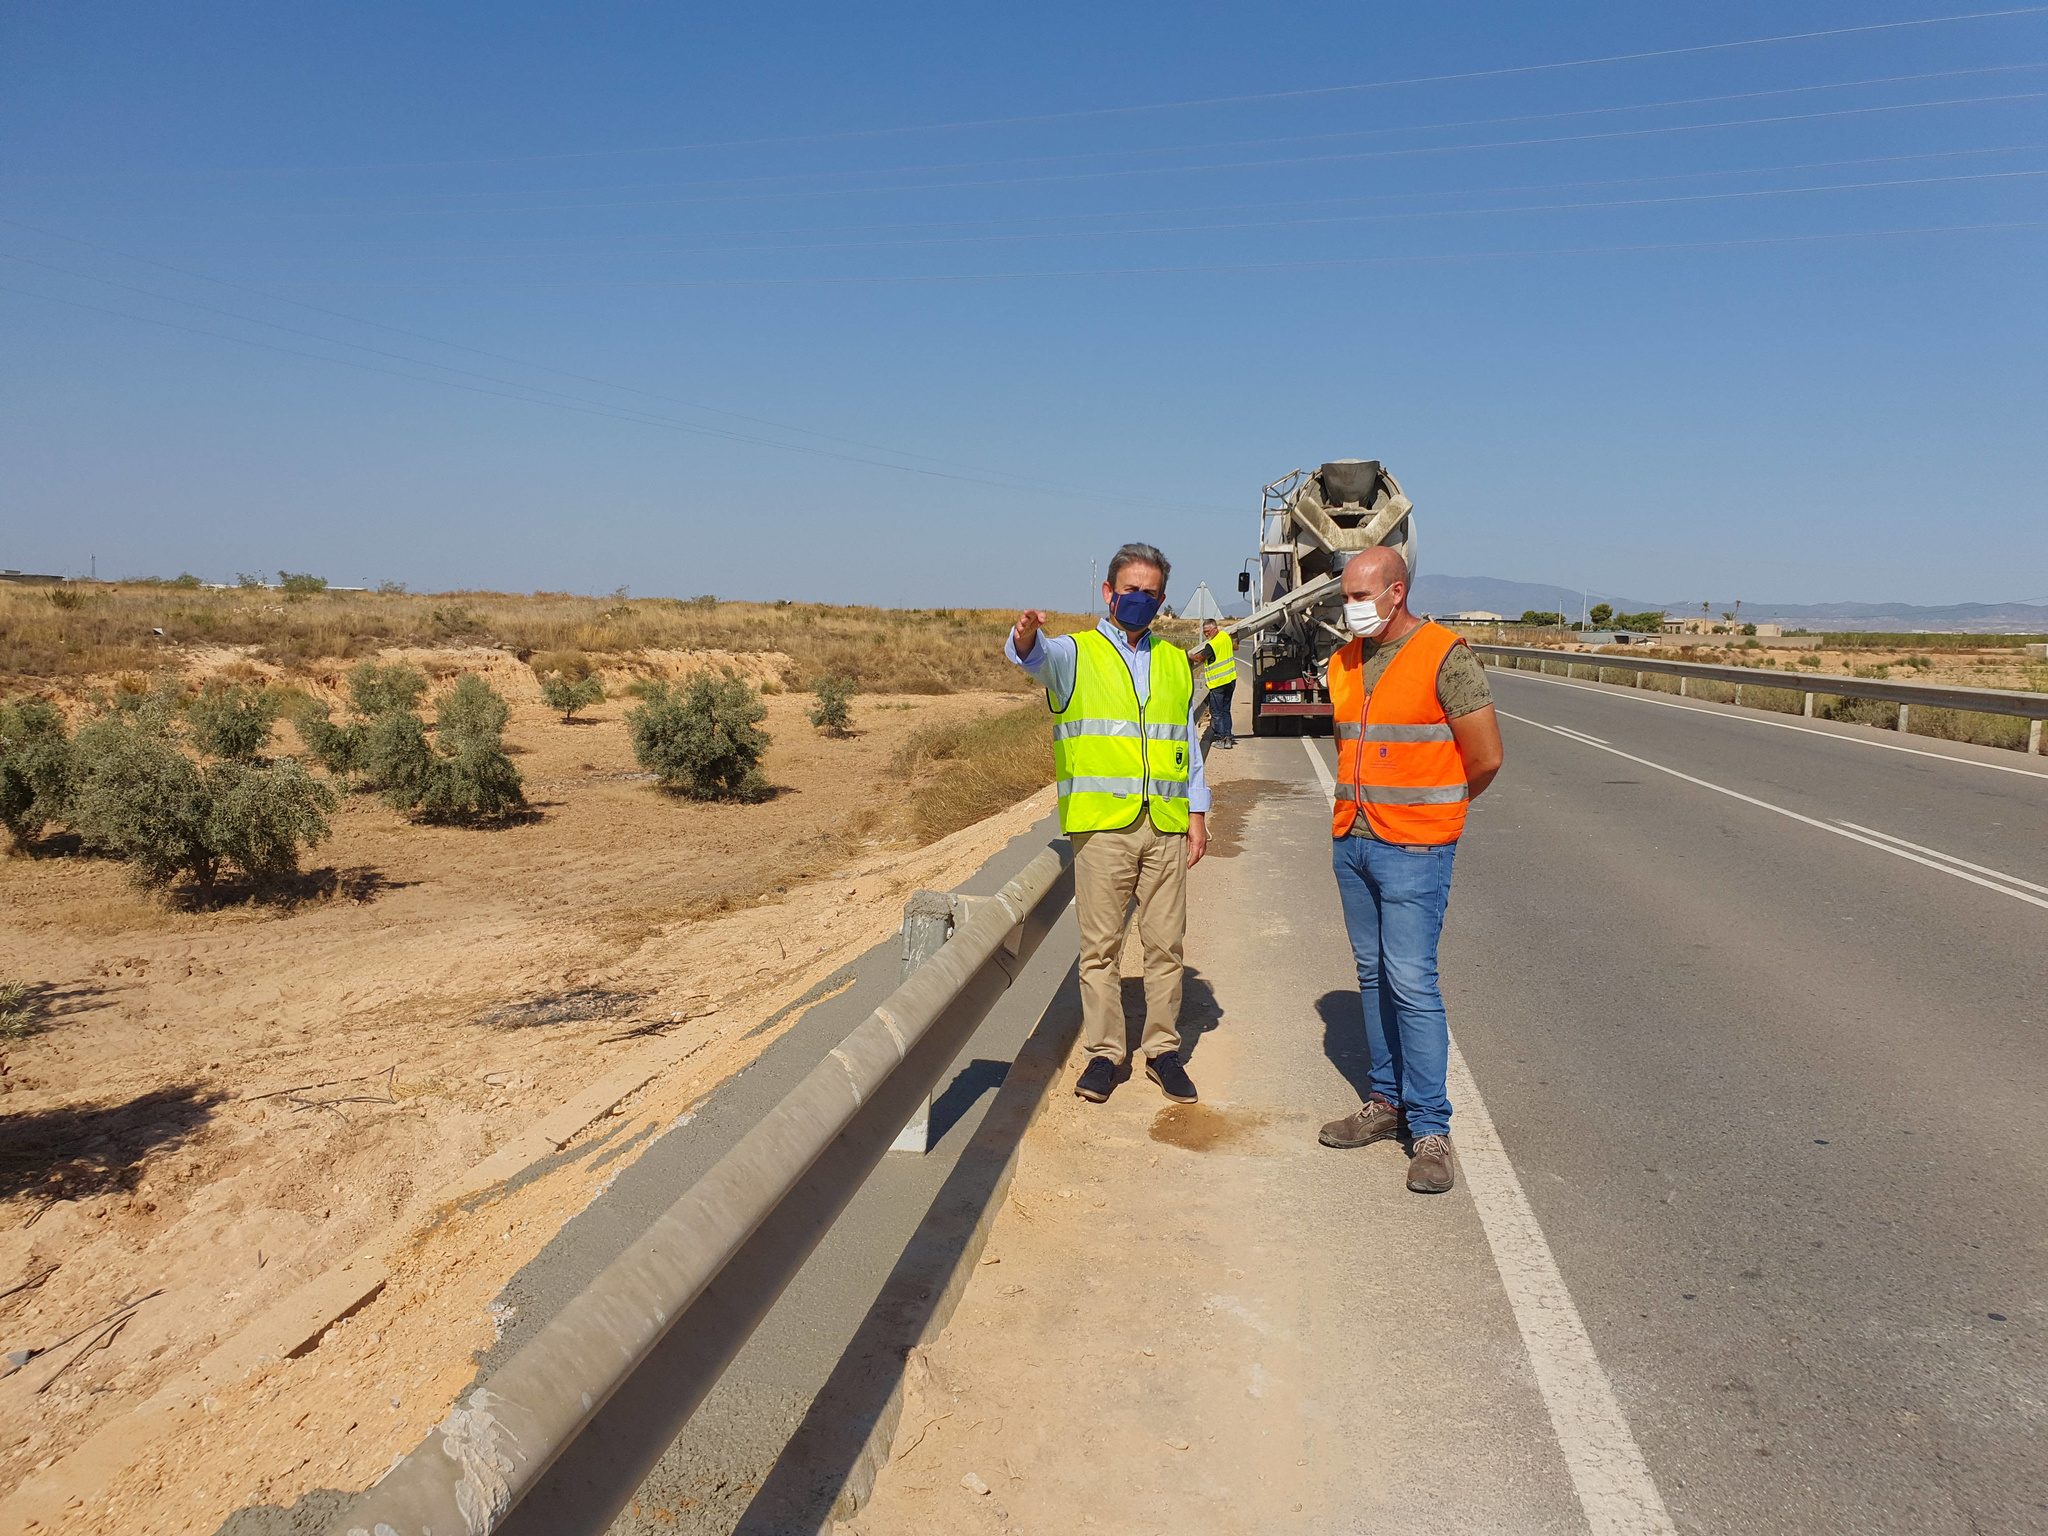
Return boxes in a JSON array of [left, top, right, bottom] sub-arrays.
[[1343, 596, 1391, 638]]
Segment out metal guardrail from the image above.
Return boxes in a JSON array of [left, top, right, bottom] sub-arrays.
[[1474, 644, 2048, 753], [329, 841, 1076, 1536]]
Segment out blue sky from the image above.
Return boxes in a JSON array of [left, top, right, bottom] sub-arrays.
[[2, 2, 2044, 609]]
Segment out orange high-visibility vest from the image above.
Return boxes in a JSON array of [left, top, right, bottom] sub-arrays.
[[1328, 621, 1471, 845]]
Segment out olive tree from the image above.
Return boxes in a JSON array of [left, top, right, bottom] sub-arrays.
[[0, 697, 74, 846], [626, 672, 770, 801], [188, 681, 284, 762]]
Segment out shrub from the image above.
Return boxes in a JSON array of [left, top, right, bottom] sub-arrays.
[[292, 662, 426, 781], [0, 981, 36, 1041], [808, 675, 856, 734], [70, 717, 338, 890], [278, 571, 328, 599], [293, 703, 369, 777], [47, 587, 86, 612], [375, 673, 525, 819], [627, 672, 771, 801], [187, 680, 284, 762], [68, 722, 212, 886], [363, 708, 436, 805], [199, 758, 338, 882], [348, 660, 428, 718], [0, 697, 75, 845], [534, 655, 605, 721]]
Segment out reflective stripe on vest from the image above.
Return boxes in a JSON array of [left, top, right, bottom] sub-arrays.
[[1328, 621, 1471, 845], [1333, 722, 1455, 742], [1051, 629, 1194, 834], [1204, 632, 1236, 688]]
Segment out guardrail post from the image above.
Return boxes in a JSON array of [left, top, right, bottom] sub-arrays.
[[1804, 692, 1816, 718], [889, 891, 956, 1153], [2032, 719, 2044, 755], [889, 891, 1026, 1154]]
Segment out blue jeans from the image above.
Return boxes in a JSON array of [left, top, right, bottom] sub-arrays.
[[1205, 681, 1235, 742], [1331, 834, 1458, 1138]]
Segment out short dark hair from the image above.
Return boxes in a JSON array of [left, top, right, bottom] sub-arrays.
[[1107, 542, 1170, 592]]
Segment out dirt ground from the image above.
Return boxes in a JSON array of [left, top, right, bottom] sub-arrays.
[[0, 650, 1047, 1531]]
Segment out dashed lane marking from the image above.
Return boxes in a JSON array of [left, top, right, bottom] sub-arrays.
[[1300, 737, 1678, 1536]]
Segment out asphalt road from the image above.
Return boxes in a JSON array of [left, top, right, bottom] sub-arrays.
[[1346, 665, 2048, 1533]]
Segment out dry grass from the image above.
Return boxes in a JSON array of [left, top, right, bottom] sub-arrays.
[[0, 584, 1099, 697], [893, 703, 1057, 842]]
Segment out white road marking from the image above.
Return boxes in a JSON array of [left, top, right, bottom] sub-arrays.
[[1299, 737, 1677, 1536], [1491, 663, 2048, 781], [1836, 820, 2048, 898], [1499, 710, 2048, 913], [1550, 723, 1611, 747]]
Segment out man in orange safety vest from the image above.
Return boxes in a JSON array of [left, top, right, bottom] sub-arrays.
[[1315, 546, 1504, 1194]]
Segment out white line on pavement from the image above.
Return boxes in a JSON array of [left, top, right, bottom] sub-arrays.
[[1836, 820, 2048, 898], [1491, 664, 2048, 781], [1498, 710, 2048, 912], [1299, 738, 1677, 1536]]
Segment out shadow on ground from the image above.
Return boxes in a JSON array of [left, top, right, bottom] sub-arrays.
[[0, 1082, 224, 1206]]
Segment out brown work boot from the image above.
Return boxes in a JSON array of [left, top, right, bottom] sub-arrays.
[[1319, 1096, 1405, 1149], [1407, 1134, 1457, 1194]]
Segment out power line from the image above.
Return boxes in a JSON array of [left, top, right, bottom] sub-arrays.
[[343, 91, 2048, 220], [20, 6, 2043, 182], [179, 61, 2048, 211], [194, 142, 2048, 260], [264, 168, 2048, 276], [333, 219, 2046, 290]]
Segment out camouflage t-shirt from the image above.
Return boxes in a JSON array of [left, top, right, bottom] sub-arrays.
[[1351, 626, 1494, 718]]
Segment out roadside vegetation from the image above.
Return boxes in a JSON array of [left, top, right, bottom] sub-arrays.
[[626, 671, 773, 801], [892, 703, 1057, 841], [0, 582, 1059, 695]]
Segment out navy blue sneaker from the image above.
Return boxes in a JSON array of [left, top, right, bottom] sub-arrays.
[[1076, 1056, 1118, 1102], [1145, 1052, 1198, 1104]]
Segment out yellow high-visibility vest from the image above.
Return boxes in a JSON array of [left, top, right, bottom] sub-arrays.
[[1051, 630, 1193, 834], [1204, 632, 1236, 689]]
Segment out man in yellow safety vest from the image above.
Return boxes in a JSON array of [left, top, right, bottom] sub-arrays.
[[1006, 542, 1211, 1106], [1190, 619, 1237, 748]]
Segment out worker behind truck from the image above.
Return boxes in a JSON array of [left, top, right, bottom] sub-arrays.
[[1189, 619, 1237, 748], [1316, 546, 1504, 1194], [1006, 542, 1210, 1106]]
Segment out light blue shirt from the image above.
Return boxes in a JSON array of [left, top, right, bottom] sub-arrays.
[[1004, 618, 1212, 815]]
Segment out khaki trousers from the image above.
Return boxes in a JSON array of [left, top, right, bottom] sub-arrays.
[[1072, 815, 1187, 1064]]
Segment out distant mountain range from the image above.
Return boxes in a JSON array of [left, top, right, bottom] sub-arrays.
[[1406, 575, 2048, 634]]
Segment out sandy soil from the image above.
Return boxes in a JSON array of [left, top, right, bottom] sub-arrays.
[[0, 651, 1044, 1529]]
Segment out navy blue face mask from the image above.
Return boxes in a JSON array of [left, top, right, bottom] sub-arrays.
[[1111, 589, 1164, 630]]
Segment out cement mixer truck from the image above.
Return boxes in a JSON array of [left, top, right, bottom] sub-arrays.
[[1229, 459, 1416, 738]]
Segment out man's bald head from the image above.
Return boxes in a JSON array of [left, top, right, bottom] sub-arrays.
[[1341, 546, 1410, 602]]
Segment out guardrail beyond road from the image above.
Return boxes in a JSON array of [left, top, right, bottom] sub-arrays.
[[1475, 644, 2047, 754]]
